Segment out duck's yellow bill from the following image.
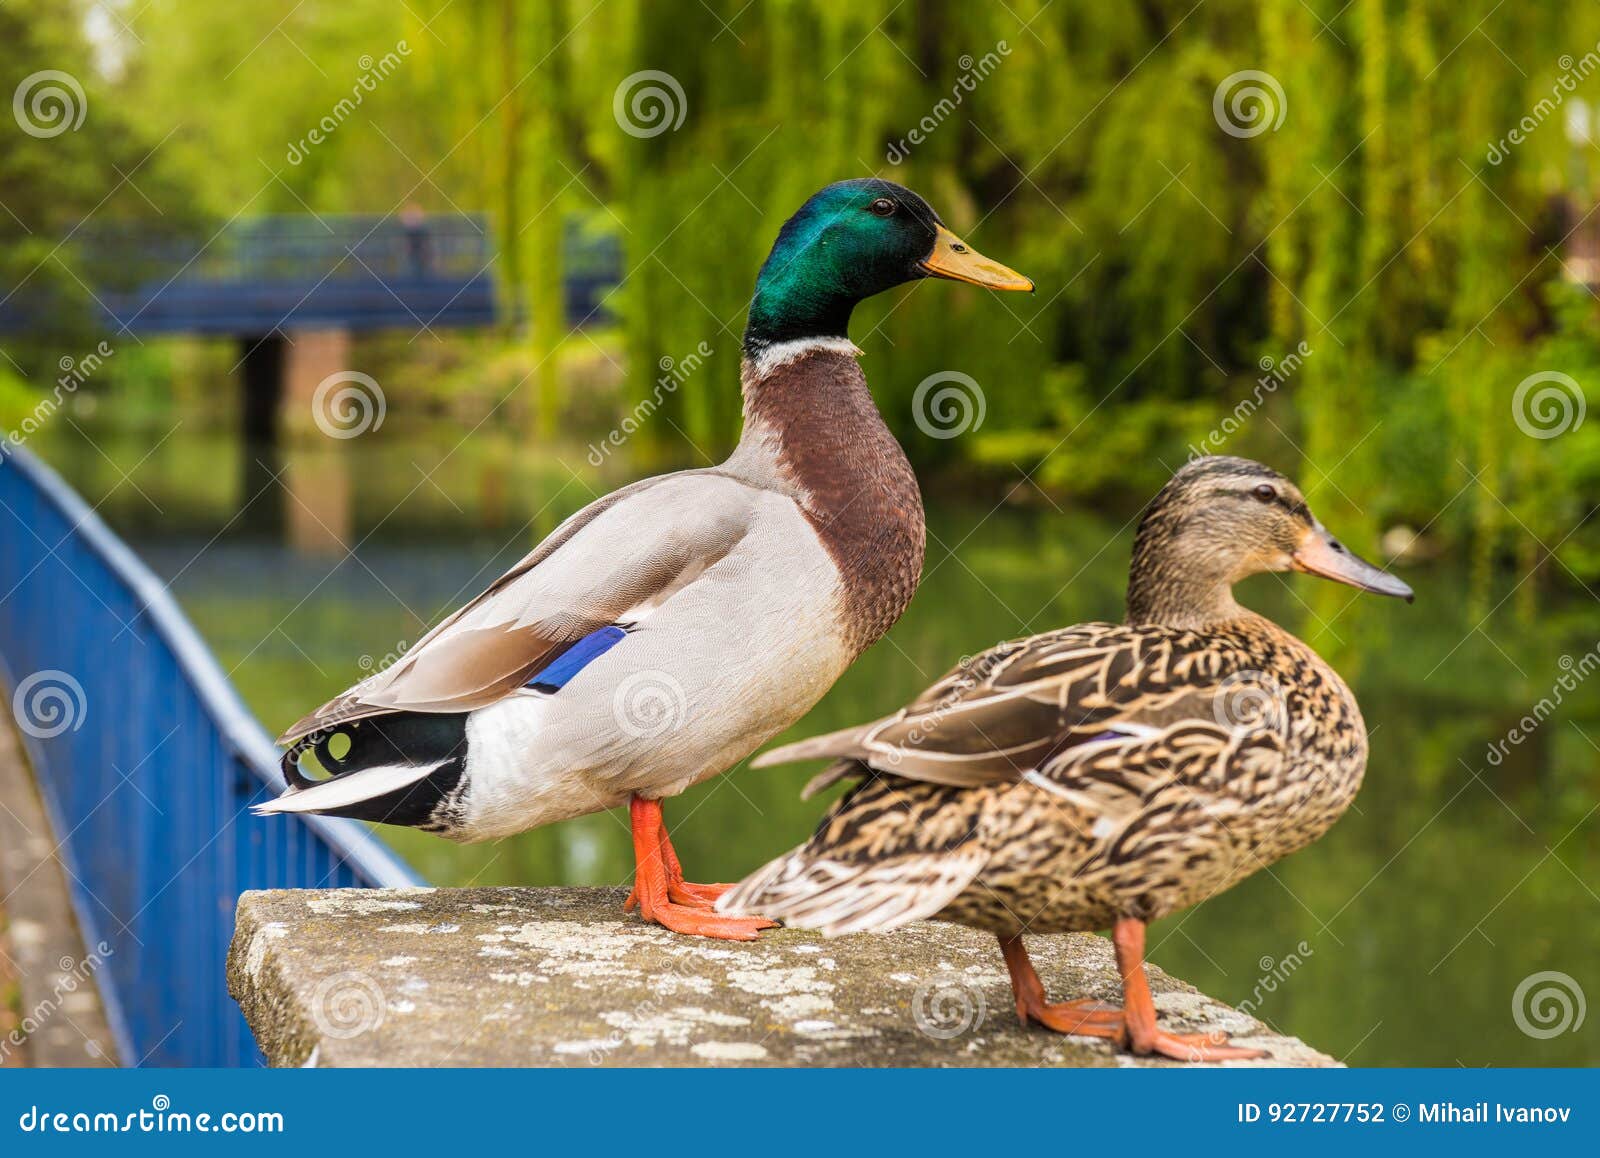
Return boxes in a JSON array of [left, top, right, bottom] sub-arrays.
[[919, 224, 1033, 292]]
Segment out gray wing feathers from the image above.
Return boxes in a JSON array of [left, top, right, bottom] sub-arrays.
[[278, 473, 755, 743]]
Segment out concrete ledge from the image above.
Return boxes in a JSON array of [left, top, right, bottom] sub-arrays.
[[230, 887, 1336, 1068]]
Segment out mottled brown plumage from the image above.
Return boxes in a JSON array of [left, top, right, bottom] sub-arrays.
[[722, 456, 1413, 1058]]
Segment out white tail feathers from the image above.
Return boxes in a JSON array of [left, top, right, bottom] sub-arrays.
[[717, 847, 986, 937], [251, 760, 445, 816]]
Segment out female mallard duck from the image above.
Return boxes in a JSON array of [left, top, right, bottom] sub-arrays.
[[720, 456, 1413, 1055], [254, 178, 1032, 941]]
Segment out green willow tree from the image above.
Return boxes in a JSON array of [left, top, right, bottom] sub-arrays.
[[35, 0, 1600, 598]]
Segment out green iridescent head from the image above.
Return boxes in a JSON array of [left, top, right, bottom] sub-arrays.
[[742, 178, 1032, 357]]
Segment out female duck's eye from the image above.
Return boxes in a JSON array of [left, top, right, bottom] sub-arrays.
[[868, 197, 896, 217], [1252, 483, 1278, 503]]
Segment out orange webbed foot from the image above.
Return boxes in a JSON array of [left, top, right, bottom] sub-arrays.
[[1114, 917, 1270, 1063], [625, 795, 778, 940], [639, 900, 777, 941], [1130, 1029, 1269, 1062], [1023, 998, 1125, 1039], [1000, 927, 1272, 1062]]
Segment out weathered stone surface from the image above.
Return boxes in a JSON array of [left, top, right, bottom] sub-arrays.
[[229, 887, 1336, 1068]]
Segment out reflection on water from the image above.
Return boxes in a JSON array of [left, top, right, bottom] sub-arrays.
[[36, 417, 1600, 1066]]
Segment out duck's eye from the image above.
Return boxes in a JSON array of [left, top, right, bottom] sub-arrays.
[[868, 197, 896, 217], [1252, 483, 1278, 503]]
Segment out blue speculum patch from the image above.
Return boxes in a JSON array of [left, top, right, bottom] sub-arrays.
[[525, 625, 628, 691]]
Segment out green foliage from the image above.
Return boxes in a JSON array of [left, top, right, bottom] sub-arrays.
[[6, 0, 1600, 592], [0, 365, 36, 434]]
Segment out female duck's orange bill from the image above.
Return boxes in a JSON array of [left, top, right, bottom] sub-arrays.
[[1292, 526, 1415, 602], [919, 224, 1034, 292]]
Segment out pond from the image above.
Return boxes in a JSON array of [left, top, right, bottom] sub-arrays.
[[34, 410, 1599, 1067]]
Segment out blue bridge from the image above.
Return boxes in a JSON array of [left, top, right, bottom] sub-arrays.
[[0, 212, 625, 544], [0, 212, 621, 337]]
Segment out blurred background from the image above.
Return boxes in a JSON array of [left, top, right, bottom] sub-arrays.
[[0, 0, 1596, 1066]]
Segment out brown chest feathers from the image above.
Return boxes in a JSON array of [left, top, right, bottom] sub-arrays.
[[738, 347, 925, 654]]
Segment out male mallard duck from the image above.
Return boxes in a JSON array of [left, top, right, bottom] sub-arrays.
[[721, 456, 1412, 1054], [255, 178, 1033, 940]]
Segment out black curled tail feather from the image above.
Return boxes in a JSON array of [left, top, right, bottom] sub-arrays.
[[274, 711, 471, 831], [279, 731, 330, 791]]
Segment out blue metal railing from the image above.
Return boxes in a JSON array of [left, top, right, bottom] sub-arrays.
[[0, 445, 420, 1067]]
